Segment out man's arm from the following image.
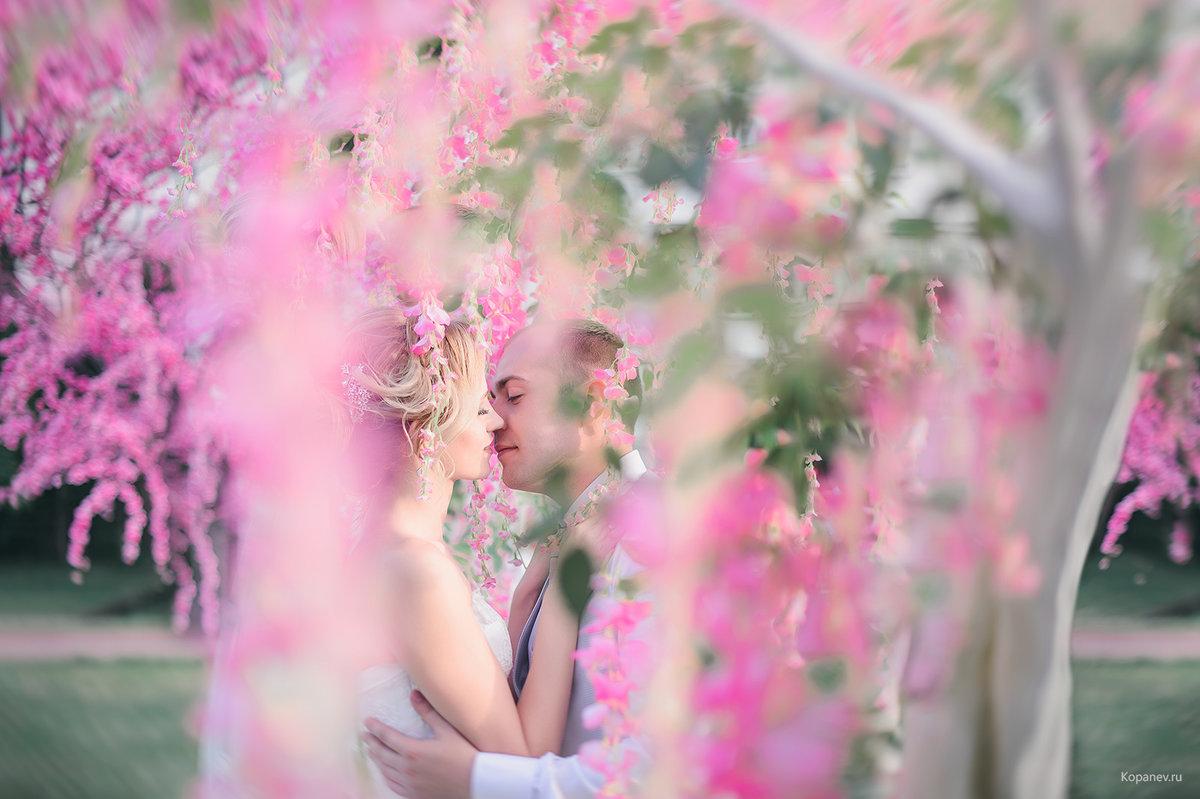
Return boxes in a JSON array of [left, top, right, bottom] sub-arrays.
[[470, 739, 651, 799], [364, 691, 650, 799], [363, 692, 475, 799]]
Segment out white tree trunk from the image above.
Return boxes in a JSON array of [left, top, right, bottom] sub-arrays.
[[719, 4, 1156, 797]]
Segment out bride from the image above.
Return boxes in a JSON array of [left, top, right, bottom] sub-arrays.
[[339, 308, 578, 797]]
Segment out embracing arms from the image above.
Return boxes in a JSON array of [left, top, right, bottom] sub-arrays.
[[382, 541, 578, 758]]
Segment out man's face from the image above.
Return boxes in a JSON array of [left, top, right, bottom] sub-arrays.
[[489, 329, 582, 495]]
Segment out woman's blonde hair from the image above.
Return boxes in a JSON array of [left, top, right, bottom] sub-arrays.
[[338, 307, 485, 487]]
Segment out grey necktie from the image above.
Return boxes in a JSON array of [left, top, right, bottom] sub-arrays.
[[511, 521, 566, 696], [511, 570, 550, 697]]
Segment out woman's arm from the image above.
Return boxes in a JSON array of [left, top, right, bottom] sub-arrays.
[[383, 541, 576, 758]]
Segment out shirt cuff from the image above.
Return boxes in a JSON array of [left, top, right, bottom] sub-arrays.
[[470, 752, 539, 799]]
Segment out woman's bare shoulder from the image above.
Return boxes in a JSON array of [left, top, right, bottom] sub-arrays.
[[376, 538, 465, 596]]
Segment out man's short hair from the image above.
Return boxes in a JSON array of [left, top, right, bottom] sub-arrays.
[[551, 319, 643, 429]]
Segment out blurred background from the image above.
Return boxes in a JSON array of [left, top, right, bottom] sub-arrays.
[[2, 0, 1199, 796], [2, 481, 1198, 798]]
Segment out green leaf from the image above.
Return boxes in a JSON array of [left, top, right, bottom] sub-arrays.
[[681, 154, 710, 191], [656, 328, 717, 408], [1145, 208, 1190, 266], [639, 144, 685, 187], [914, 573, 950, 607], [808, 658, 847, 694], [482, 217, 508, 243], [177, 0, 213, 25], [977, 207, 1012, 239], [720, 283, 794, 341], [938, 59, 979, 89], [680, 91, 723, 152], [889, 218, 938, 239], [556, 383, 589, 419], [559, 548, 594, 621], [417, 37, 445, 62], [54, 134, 91, 189], [723, 44, 758, 84], [976, 94, 1024, 147], [925, 481, 968, 511], [642, 45, 670, 75], [573, 171, 627, 232], [328, 131, 356, 157], [604, 446, 624, 470], [550, 139, 583, 170], [892, 37, 935, 70], [859, 136, 895, 195], [476, 163, 534, 209], [494, 113, 557, 152], [695, 641, 718, 668], [581, 10, 653, 56], [629, 226, 696, 297], [678, 18, 740, 51]]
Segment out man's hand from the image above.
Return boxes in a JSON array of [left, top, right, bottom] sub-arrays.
[[363, 691, 478, 799]]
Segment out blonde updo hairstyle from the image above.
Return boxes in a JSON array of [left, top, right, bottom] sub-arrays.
[[339, 307, 486, 491]]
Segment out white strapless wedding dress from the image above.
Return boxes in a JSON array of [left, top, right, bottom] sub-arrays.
[[357, 588, 514, 798]]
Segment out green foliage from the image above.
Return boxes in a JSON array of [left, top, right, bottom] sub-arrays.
[[653, 328, 717, 410], [1076, 548, 1200, 624], [558, 547, 594, 621], [0, 445, 18, 486], [0, 560, 171, 617], [175, 0, 214, 27], [973, 91, 1024, 148], [808, 657, 848, 695], [581, 10, 655, 57], [889, 218, 938, 239], [858, 137, 897, 198], [628, 227, 698, 297]]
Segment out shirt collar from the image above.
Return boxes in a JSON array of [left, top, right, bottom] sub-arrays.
[[562, 450, 646, 518]]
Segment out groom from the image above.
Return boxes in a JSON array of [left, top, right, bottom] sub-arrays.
[[364, 318, 650, 799]]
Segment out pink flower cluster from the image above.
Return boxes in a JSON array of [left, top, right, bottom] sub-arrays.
[[591, 346, 640, 449], [661, 465, 862, 799], [1104, 366, 1200, 561], [0, 11, 255, 631], [576, 591, 653, 798]]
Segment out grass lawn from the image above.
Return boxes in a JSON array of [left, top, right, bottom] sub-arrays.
[[0, 542, 1193, 797], [1075, 549, 1200, 626], [1071, 660, 1200, 799], [0, 659, 206, 799], [0, 560, 172, 623], [0, 656, 1195, 798]]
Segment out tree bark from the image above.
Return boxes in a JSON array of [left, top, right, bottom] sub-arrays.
[[719, 4, 1155, 798]]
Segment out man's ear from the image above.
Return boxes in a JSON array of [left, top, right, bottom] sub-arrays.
[[581, 379, 611, 431]]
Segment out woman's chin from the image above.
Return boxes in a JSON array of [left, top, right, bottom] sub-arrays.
[[464, 463, 494, 482]]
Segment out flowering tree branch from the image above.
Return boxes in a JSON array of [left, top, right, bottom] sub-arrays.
[[712, 0, 1065, 242]]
